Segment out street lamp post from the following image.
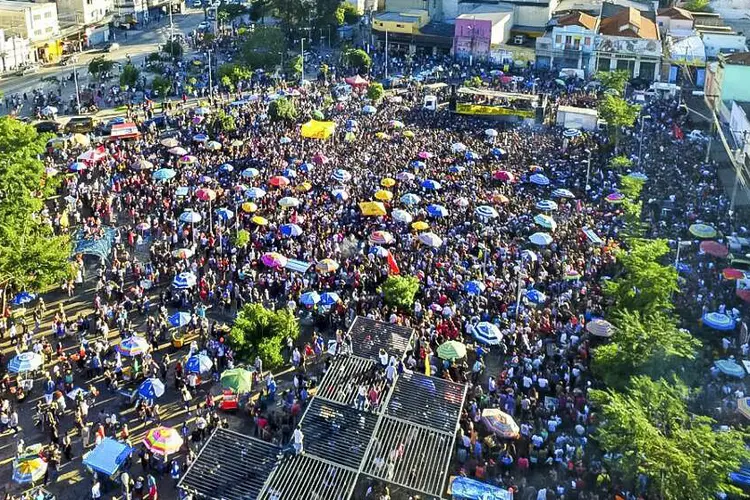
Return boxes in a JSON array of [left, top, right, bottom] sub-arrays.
[[584, 148, 592, 192], [206, 49, 213, 97], [637, 114, 651, 167], [72, 59, 81, 113]]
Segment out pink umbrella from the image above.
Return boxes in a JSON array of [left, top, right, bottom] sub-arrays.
[[269, 176, 290, 187], [312, 153, 329, 165], [493, 171, 515, 182], [261, 252, 288, 268], [417, 151, 433, 160], [700, 240, 729, 258], [195, 188, 216, 202]]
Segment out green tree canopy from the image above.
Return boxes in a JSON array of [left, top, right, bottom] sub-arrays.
[[598, 95, 640, 152], [287, 55, 303, 79], [150, 75, 172, 98], [382, 275, 420, 311], [229, 303, 300, 369], [366, 82, 385, 102], [343, 49, 371, 73], [337, 2, 360, 24], [218, 3, 248, 19], [240, 26, 285, 69], [595, 70, 630, 93], [268, 97, 298, 122], [88, 56, 114, 80], [591, 376, 750, 499], [162, 40, 184, 59], [217, 63, 252, 86], [119, 63, 140, 88], [592, 310, 700, 388]]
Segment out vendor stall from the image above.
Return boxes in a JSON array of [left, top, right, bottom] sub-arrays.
[[82, 437, 132, 480]]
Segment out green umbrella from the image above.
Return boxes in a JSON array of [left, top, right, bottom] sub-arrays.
[[437, 340, 467, 360], [312, 110, 325, 121], [220, 368, 254, 393]]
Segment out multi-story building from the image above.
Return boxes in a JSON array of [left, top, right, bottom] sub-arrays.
[[453, 9, 513, 61], [56, 0, 113, 47], [0, 28, 32, 71], [705, 52, 750, 120], [0, 0, 62, 63], [535, 10, 597, 71]]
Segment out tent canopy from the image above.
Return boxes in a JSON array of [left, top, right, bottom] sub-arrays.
[[450, 476, 513, 500], [345, 75, 369, 86], [301, 120, 336, 140], [83, 438, 132, 477], [73, 227, 116, 261]]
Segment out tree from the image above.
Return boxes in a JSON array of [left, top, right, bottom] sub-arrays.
[[229, 303, 300, 368], [233, 229, 250, 248], [337, 2, 360, 24], [162, 40, 184, 59], [218, 3, 248, 19], [604, 239, 679, 315], [88, 56, 114, 81], [591, 376, 750, 499], [592, 310, 700, 389], [249, 0, 270, 21], [382, 275, 420, 311], [210, 109, 236, 133], [598, 95, 640, 153], [218, 63, 252, 87], [0, 117, 71, 297], [343, 49, 371, 73], [150, 75, 172, 98], [684, 0, 711, 11], [366, 82, 385, 103], [287, 55, 303, 79], [268, 97, 298, 122], [595, 69, 630, 93], [119, 63, 140, 89], [608, 155, 632, 170], [240, 26, 285, 69], [463, 75, 483, 88]]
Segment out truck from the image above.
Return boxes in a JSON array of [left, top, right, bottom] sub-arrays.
[[556, 105, 599, 131]]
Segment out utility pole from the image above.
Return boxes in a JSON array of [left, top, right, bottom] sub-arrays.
[[300, 37, 304, 85], [384, 30, 388, 79], [637, 114, 651, 167], [169, 2, 174, 58], [584, 148, 592, 192], [72, 59, 81, 113], [206, 49, 212, 96]]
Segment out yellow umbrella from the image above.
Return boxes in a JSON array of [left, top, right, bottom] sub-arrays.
[[241, 202, 258, 213], [412, 221, 430, 231], [375, 132, 391, 140], [251, 215, 268, 225], [374, 190, 393, 201], [403, 130, 415, 138], [296, 182, 312, 192], [344, 132, 356, 142], [316, 259, 339, 273], [359, 201, 387, 217], [381, 177, 396, 187]]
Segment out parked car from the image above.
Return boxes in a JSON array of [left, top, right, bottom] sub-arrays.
[[198, 21, 211, 31], [59, 54, 80, 66], [64, 116, 96, 134], [34, 121, 62, 133], [101, 42, 120, 53], [192, 0, 202, 7]]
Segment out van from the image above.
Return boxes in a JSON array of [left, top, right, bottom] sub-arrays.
[[423, 95, 437, 111], [64, 116, 96, 134], [513, 35, 525, 45]]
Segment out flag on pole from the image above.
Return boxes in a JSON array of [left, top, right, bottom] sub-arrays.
[[386, 250, 400, 275]]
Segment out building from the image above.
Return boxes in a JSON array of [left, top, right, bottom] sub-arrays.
[[593, 3, 661, 81], [728, 100, 750, 162], [705, 52, 750, 120], [56, 0, 113, 47], [0, 28, 32, 71], [536, 10, 598, 71], [656, 6, 693, 35], [453, 9, 513, 61], [455, 0, 561, 38], [371, 8, 454, 55], [0, 0, 62, 63]]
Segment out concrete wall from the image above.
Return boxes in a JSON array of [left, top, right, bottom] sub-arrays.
[[721, 65, 750, 102], [656, 16, 692, 34], [702, 33, 747, 58], [0, 29, 31, 70], [708, 0, 750, 20]]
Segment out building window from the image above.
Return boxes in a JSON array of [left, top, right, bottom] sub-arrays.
[[396, 24, 403, 28], [33, 14, 41, 21], [555, 35, 561, 44], [584, 37, 591, 46], [45, 11, 52, 18], [565, 35, 572, 45], [34, 29, 42, 36], [46, 26, 53, 32]]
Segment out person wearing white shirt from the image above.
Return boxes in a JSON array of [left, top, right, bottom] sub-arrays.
[[522, 375, 532, 389], [292, 426, 304, 455]]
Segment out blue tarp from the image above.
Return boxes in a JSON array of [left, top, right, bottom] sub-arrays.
[[73, 227, 116, 261], [451, 477, 513, 500], [285, 259, 312, 273], [82, 438, 132, 477]]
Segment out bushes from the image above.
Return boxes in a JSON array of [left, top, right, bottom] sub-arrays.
[[382, 275, 420, 311], [366, 82, 384, 103], [268, 97, 298, 122], [229, 303, 300, 370]]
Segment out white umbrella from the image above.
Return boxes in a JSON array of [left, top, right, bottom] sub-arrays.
[[391, 209, 413, 223], [419, 232, 443, 248], [529, 232, 553, 246]]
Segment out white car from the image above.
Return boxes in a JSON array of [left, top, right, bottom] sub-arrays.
[[192, 0, 202, 7], [198, 21, 211, 31]]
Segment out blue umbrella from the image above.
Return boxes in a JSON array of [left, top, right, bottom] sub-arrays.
[[475, 205, 499, 219], [526, 289, 546, 304], [193, 133, 208, 142], [280, 136, 292, 144], [299, 162, 314, 173], [152, 168, 176, 181], [169, 311, 191, 327], [411, 160, 426, 169], [138, 378, 165, 399], [448, 165, 466, 174], [626, 172, 649, 181], [283, 168, 298, 178], [320, 292, 341, 306], [426, 204, 448, 218], [245, 187, 266, 199], [185, 353, 213, 374], [345, 119, 358, 131], [299, 291, 321, 306], [173, 272, 197, 289], [69, 162, 87, 172], [703, 312, 736, 331], [530, 173, 550, 186], [563, 128, 582, 138], [7, 352, 43, 373], [179, 210, 202, 223], [465, 151, 480, 161], [473, 322, 501, 345], [715, 359, 745, 378], [216, 208, 234, 221], [536, 200, 558, 211], [369, 246, 389, 258], [218, 163, 234, 173], [362, 105, 377, 114], [114, 336, 149, 357], [464, 280, 486, 295], [400, 193, 421, 205], [11, 292, 36, 306], [552, 188, 575, 198], [332, 169, 352, 183], [421, 179, 442, 190], [241, 167, 260, 178], [280, 223, 303, 237], [490, 147, 506, 157], [331, 188, 349, 201]]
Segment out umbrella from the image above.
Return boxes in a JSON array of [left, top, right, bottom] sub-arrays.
[[738, 398, 750, 419], [152, 168, 176, 181], [475, 206, 499, 219], [493, 170, 515, 182], [526, 289, 547, 304], [529, 232, 553, 246], [723, 268, 745, 280], [362, 105, 377, 114], [251, 215, 269, 226], [374, 189, 393, 201], [521, 249, 538, 261], [626, 172, 649, 181], [412, 221, 430, 231], [194, 106, 211, 115], [216, 208, 234, 221], [193, 133, 208, 142], [535, 200, 558, 211], [41, 105, 58, 116], [715, 359, 745, 378], [370, 246, 389, 258], [565, 270, 582, 281], [179, 210, 202, 223], [195, 187, 216, 202], [400, 193, 421, 205], [131, 159, 154, 171], [169, 312, 191, 328], [345, 119, 358, 130], [586, 319, 615, 338], [396, 171, 415, 181], [332, 169, 352, 183], [388, 120, 405, 129], [115, 336, 150, 357], [241, 167, 260, 178], [280, 136, 292, 144], [473, 322, 501, 345], [392, 209, 413, 223], [299, 291, 321, 306], [312, 152, 329, 165], [185, 353, 213, 374], [241, 202, 258, 213], [485, 128, 498, 137], [534, 214, 557, 230], [269, 176, 290, 187], [218, 163, 234, 173], [320, 292, 341, 306], [171, 248, 194, 259], [448, 165, 466, 174], [421, 179, 442, 190], [178, 155, 198, 165], [464, 280, 486, 295], [262, 252, 288, 268], [11, 292, 36, 306], [245, 187, 267, 199], [7, 352, 43, 373], [369, 231, 395, 245], [481, 409, 519, 439], [437, 340, 467, 360], [552, 188, 575, 198], [419, 232, 443, 247], [418, 151, 433, 159], [220, 368, 254, 393], [144, 426, 184, 456], [563, 128, 582, 138], [702, 312, 735, 331], [530, 173, 550, 186], [173, 272, 197, 289], [689, 223, 717, 239], [168, 146, 188, 156], [13, 458, 47, 484], [138, 378, 165, 399], [331, 188, 349, 201], [206, 140, 222, 151], [296, 182, 312, 192], [279, 196, 301, 208], [280, 223, 303, 237], [700, 240, 729, 258], [605, 192, 625, 204], [381, 177, 396, 187], [161, 138, 179, 148], [283, 168, 297, 178], [451, 143, 467, 153], [316, 259, 339, 273], [426, 204, 448, 218], [69, 162, 88, 172], [359, 201, 387, 216], [465, 151, 480, 161]]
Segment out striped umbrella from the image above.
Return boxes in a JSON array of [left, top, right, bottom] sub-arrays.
[[138, 378, 165, 399], [160, 137, 179, 148], [169, 312, 191, 328], [280, 224, 303, 237], [115, 336, 150, 357], [332, 169, 352, 183], [179, 210, 202, 223], [585, 319, 615, 338], [262, 252, 287, 268], [369, 231, 395, 245], [185, 353, 213, 374], [552, 188, 575, 198], [299, 291, 321, 306], [320, 292, 341, 306], [143, 426, 184, 456], [241, 167, 260, 178], [473, 322, 501, 346], [475, 206, 499, 219], [316, 259, 339, 273], [530, 173, 550, 186], [7, 352, 43, 373], [173, 272, 197, 289], [421, 179, 442, 190], [702, 312, 735, 331], [535, 200, 558, 211], [13, 458, 47, 484], [216, 208, 234, 221]]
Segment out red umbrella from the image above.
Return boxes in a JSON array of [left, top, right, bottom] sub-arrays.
[[493, 170, 515, 182], [269, 176, 290, 187], [195, 188, 216, 202], [723, 268, 745, 280], [737, 289, 750, 303], [700, 240, 729, 258]]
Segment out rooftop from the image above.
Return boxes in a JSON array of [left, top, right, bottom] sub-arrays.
[[657, 6, 694, 20], [722, 52, 750, 66], [374, 12, 422, 23], [599, 6, 659, 39], [556, 10, 598, 31], [347, 316, 414, 362]]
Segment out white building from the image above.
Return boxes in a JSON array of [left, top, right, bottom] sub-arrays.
[[56, 0, 113, 27], [0, 0, 60, 63], [0, 28, 31, 71], [729, 100, 750, 163]]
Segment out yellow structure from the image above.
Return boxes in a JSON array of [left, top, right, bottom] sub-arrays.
[[300, 120, 336, 140], [372, 10, 429, 34]]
